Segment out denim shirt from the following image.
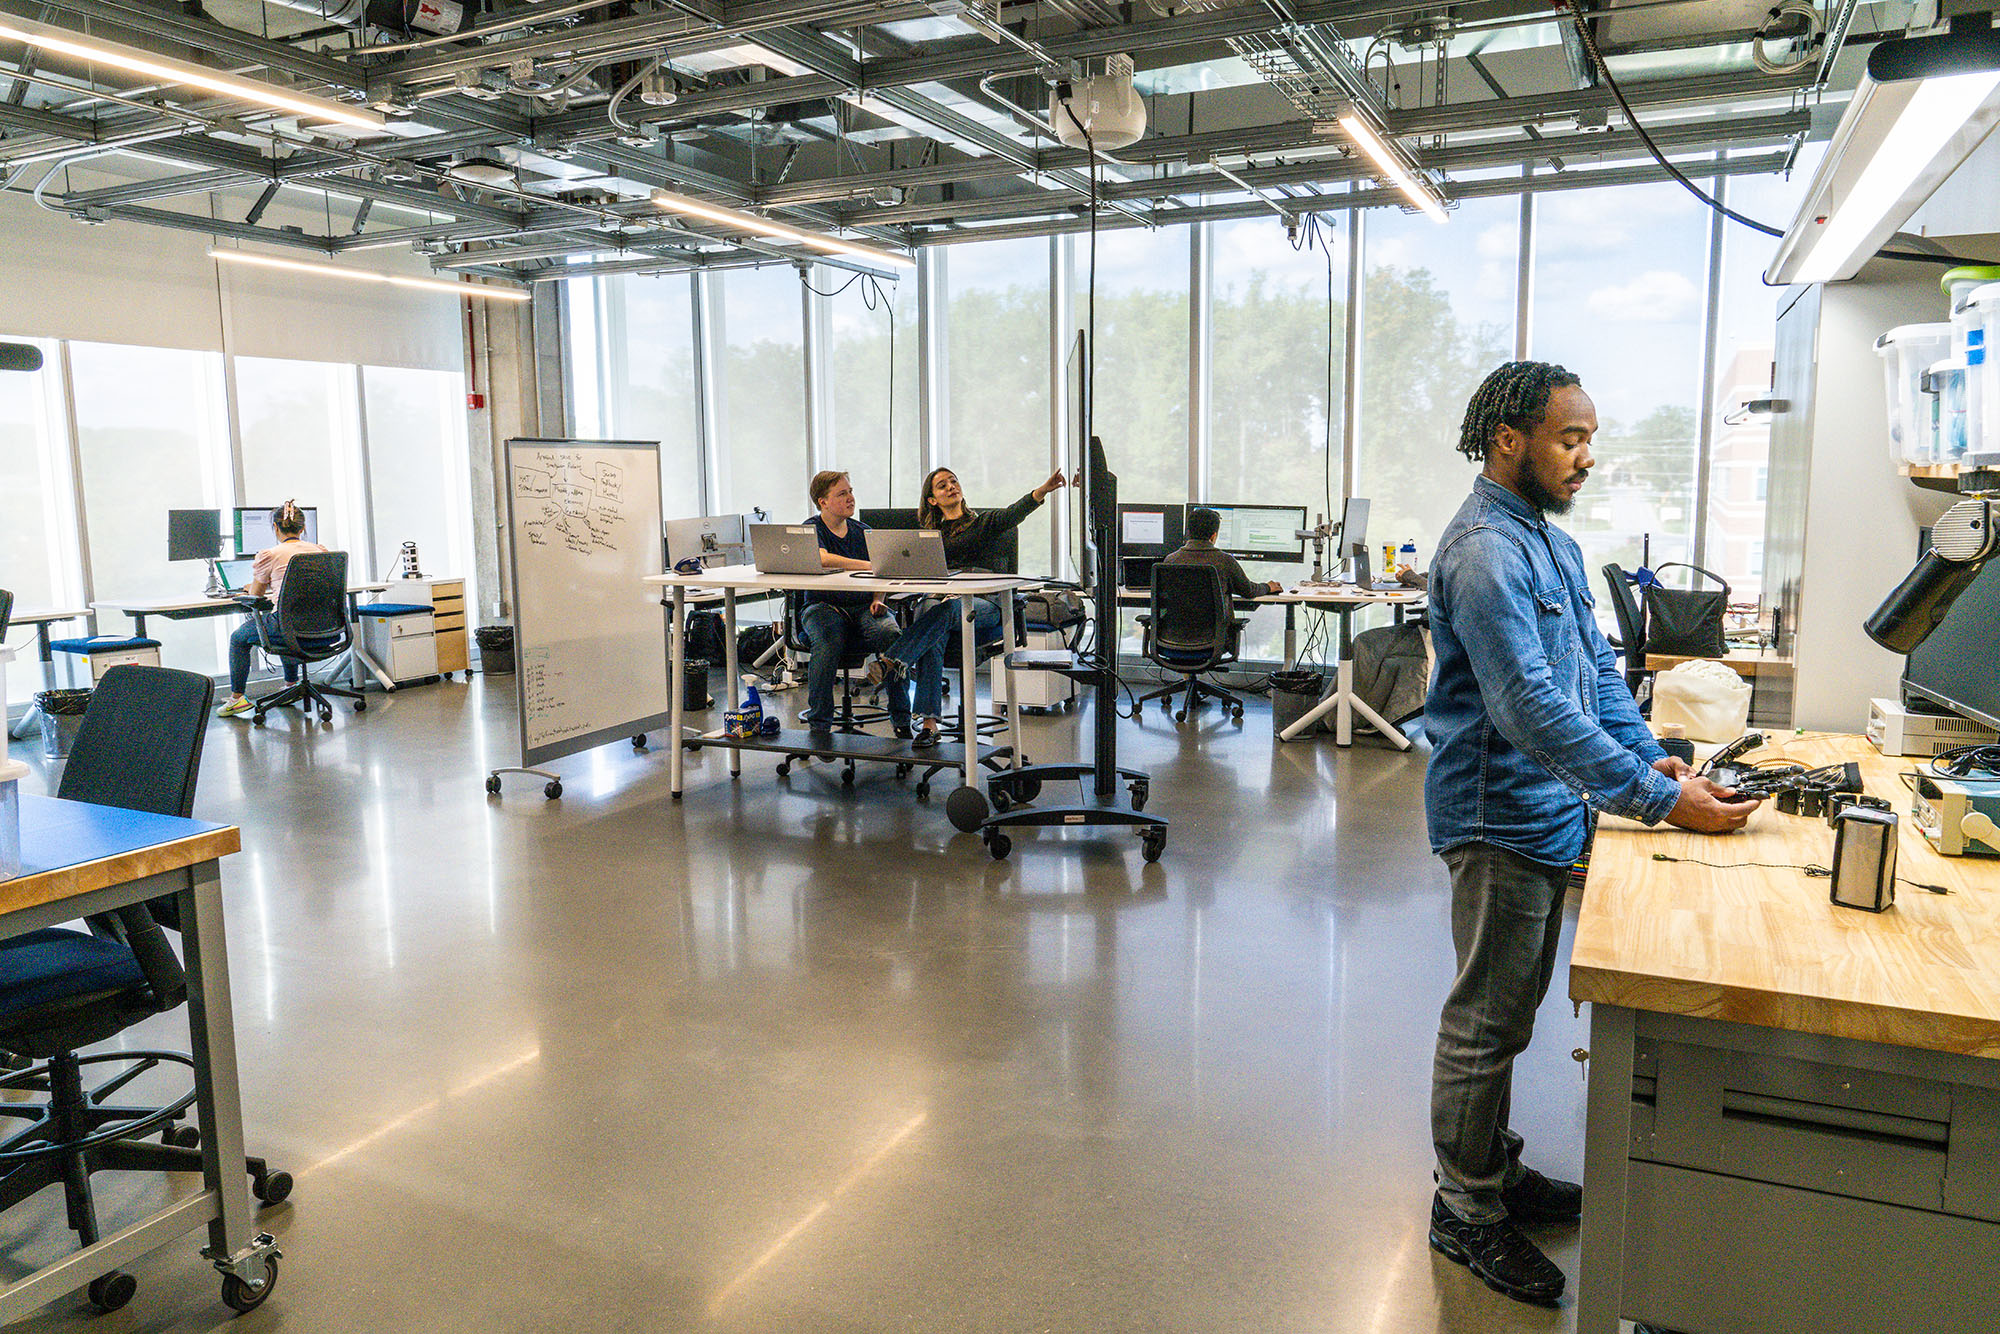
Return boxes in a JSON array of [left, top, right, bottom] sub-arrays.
[[1424, 476, 1679, 866]]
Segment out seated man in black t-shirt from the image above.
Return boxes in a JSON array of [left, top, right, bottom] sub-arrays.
[[799, 471, 912, 736]]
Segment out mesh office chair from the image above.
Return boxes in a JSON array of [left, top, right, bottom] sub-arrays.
[[244, 550, 365, 725], [0, 666, 289, 1313], [1135, 563, 1248, 722], [1600, 563, 1650, 698]]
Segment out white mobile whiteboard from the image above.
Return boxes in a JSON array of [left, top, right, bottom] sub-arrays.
[[504, 438, 670, 767]]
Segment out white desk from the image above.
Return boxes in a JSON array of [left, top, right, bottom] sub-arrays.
[[94, 586, 396, 690], [1259, 585, 1426, 747], [646, 566, 1036, 829]]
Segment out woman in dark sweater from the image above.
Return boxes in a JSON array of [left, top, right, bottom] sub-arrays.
[[879, 465, 1065, 747]]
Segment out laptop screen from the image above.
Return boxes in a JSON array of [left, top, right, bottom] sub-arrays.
[[216, 557, 256, 590]]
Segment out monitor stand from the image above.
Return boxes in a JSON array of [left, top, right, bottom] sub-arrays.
[[203, 558, 228, 598]]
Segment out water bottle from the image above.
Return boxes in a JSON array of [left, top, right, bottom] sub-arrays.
[[1399, 538, 1418, 572]]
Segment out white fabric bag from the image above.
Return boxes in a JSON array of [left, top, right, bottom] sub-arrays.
[[1649, 659, 1752, 743]]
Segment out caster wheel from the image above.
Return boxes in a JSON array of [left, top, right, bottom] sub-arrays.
[[915, 782, 931, 800], [1131, 783, 1148, 812], [1132, 702, 1142, 716], [485, 776, 502, 795], [632, 734, 647, 750], [945, 785, 989, 832], [220, 1257, 278, 1313], [87, 1271, 136, 1312], [991, 789, 1012, 812], [841, 766, 855, 787], [253, 1169, 294, 1205], [165, 1123, 200, 1149], [1231, 706, 1244, 721], [1011, 776, 1042, 803], [318, 708, 332, 724], [252, 714, 266, 727], [444, 672, 454, 681], [544, 781, 562, 799], [1142, 827, 1166, 863], [986, 833, 1012, 859], [354, 700, 366, 712], [1174, 710, 1187, 723], [777, 761, 791, 777], [896, 763, 912, 779]]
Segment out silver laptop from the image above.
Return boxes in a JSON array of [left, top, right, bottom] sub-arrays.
[[865, 529, 954, 579], [749, 524, 831, 575]]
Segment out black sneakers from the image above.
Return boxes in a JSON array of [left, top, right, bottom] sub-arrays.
[[1500, 1167, 1583, 1225], [1428, 1193, 1566, 1307]]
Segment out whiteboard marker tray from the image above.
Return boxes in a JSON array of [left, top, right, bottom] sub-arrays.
[[685, 727, 1006, 767]]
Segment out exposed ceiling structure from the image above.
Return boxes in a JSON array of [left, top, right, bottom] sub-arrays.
[[0, 0, 1918, 285]]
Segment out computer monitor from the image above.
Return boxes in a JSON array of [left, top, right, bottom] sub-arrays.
[[1205, 504, 1306, 563], [1116, 503, 1184, 558], [167, 509, 222, 563], [665, 514, 749, 569], [1903, 528, 2000, 730], [1338, 497, 1370, 562], [234, 505, 318, 555]]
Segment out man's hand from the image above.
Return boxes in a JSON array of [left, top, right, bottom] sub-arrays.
[[869, 598, 886, 617], [1664, 777, 1761, 833], [1266, 580, 1284, 595], [1652, 755, 1697, 781]]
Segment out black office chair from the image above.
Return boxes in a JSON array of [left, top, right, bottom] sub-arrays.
[[0, 587, 13, 641], [244, 550, 365, 725], [0, 667, 289, 1312], [1135, 563, 1248, 722], [1600, 563, 1649, 698], [780, 592, 893, 736]]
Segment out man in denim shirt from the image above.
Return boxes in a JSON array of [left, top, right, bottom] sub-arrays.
[[1424, 362, 1758, 1307]]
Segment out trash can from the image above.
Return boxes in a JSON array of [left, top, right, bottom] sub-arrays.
[[37, 687, 91, 760], [684, 658, 712, 710], [475, 625, 515, 675], [1270, 671, 1324, 737]]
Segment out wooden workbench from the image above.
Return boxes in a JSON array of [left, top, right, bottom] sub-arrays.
[[1570, 735, 2000, 1334]]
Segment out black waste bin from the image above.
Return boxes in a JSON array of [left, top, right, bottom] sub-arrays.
[[475, 625, 515, 675], [1269, 671, 1324, 738], [36, 688, 91, 760]]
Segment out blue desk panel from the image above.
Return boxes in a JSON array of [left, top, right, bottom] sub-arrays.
[[18, 794, 227, 881]]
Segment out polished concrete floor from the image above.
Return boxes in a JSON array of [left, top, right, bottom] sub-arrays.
[[9, 674, 1609, 1332]]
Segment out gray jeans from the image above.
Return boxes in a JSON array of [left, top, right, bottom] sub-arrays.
[[1431, 839, 1573, 1224]]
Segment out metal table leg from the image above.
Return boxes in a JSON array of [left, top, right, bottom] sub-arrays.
[[958, 594, 979, 795], [999, 592, 1023, 772], [669, 587, 687, 798], [721, 590, 740, 779]]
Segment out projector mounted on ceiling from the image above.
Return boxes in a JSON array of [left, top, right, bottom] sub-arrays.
[[1050, 55, 1146, 151], [446, 155, 515, 188]]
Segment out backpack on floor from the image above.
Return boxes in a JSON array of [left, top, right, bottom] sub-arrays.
[[685, 610, 725, 666]]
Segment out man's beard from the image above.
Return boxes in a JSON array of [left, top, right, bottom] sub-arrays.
[[1523, 470, 1584, 516]]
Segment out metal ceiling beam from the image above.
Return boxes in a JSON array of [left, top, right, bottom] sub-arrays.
[[4, 0, 359, 88], [84, 199, 342, 249], [928, 149, 1794, 245], [1387, 67, 1819, 136]]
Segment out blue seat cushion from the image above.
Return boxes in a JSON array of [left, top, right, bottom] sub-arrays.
[[357, 603, 431, 618], [50, 636, 160, 654], [0, 928, 145, 1014], [1155, 646, 1215, 667]]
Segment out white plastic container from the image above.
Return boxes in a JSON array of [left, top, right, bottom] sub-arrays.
[[1876, 323, 1954, 463], [0, 758, 26, 881], [1967, 282, 2000, 463]]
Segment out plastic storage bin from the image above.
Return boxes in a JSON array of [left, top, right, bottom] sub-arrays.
[[1876, 323, 1954, 463], [1930, 358, 1973, 463], [1968, 282, 2000, 463]]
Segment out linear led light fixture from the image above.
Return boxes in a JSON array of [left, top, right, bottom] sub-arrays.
[[1767, 26, 2000, 286], [0, 15, 382, 130], [1333, 111, 1448, 224], [209, 248, 530, 301], [650, 188, 916, 270]]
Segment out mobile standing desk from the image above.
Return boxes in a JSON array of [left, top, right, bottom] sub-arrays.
[[94, 586, 393, 689], [1264, 585, 1426, 746], [1, 795, 280, 1317], [646, 566, 1035, 832], [1570, 735, 2000, 1333]]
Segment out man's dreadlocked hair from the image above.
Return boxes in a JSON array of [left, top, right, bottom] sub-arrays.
[[1455, 361, 1582, 462]]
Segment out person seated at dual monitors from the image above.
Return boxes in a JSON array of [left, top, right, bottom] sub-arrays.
[[215, 500, 329, 719], [1164, 507, 1283, 599], [801, 471, 914, 737], [874, 466, 1067, 749]]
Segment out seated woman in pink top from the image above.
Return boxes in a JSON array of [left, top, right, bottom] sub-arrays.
[[216, 500, 330, 717]]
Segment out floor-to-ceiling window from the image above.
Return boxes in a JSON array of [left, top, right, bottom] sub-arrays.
[[1706, 147, 1824, 601], [236, 356, 363, 557], [70, 342, 232, 675], [719, 267, 809, 521], [1531, 180, 1711, 581], [364, 365, 475, 600], [571, 274, 706, 518], [0, 339, 70, 613], [946, 238, 1054, 575], [827, 268, 918, 510], [1209, 215, 1349, 658], [1355, 196, 1519, 569], [1086, 227, 1191, 506]]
